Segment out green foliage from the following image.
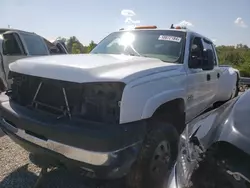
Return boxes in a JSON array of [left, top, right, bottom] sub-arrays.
[[87, 40, 97, 53], [58, 36, 96, 54], [216, 44, 250, 77], [72, 43, 81, 54]]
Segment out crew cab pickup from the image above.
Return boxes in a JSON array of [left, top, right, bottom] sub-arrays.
[[0, 28, 68, 91], [0, 26, 239, 188]]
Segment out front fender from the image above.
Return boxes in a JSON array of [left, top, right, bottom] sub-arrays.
[[216, 92, 250, 155], [198, 91, 250, 156], [119, 73, 186, 124], [141, 89, 185, 119]]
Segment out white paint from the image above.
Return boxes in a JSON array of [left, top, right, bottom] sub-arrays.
[[8, 29, 239, 125], [9, 54, 179, 84], [158, 35, 182, 42]]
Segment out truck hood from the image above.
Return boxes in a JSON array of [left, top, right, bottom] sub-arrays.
[[9, 54, 182, 83]]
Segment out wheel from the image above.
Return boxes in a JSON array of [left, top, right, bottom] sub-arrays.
[[126, 121, 179, 188]]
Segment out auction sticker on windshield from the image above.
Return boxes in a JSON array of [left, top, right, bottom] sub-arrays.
[[158, 35, 182, 42]]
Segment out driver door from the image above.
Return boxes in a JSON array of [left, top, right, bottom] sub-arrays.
[[185, 37, 213, 121]]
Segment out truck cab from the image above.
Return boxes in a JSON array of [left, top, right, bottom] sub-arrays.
[[0, 28, 68, 90]]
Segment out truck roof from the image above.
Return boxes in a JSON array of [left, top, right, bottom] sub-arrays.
[[0, 28, 35, 35]]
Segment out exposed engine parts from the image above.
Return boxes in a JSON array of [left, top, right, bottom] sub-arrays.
[[8, 72, 125, 124]]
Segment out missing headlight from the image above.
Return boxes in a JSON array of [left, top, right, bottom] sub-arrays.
[[71, 82, 125, 124], [10, 72, 126, 124]]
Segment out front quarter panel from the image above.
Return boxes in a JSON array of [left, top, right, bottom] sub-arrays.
[[188, 91, 250, 156], [119, 67, 187, 124], [216, 91, 250, 155]]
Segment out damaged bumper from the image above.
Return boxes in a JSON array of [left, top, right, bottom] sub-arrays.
[[0, 99, 146, 179]]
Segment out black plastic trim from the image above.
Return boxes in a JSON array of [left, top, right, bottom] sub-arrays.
[[0, 99, 147, 152]]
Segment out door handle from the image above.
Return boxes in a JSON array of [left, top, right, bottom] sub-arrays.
[[217, 73, 220, 79], [207, 74, 211, 81]]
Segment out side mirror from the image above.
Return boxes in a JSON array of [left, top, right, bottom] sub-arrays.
[[202, 49, 214, 70], [188, 45, 202, 69]]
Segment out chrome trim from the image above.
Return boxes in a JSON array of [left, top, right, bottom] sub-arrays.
[[166, 164, 179, 188], [1, 118, 111, 166]]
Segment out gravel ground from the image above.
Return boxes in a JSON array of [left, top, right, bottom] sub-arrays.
[[0, 134, 124, 188]]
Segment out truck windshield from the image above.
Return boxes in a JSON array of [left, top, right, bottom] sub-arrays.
[[91, 30, 186, 63]]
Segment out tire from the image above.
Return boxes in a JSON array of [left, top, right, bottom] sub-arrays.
[[126, 121, 179, 188]]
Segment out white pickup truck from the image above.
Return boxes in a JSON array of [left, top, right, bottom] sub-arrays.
[[0, 25, 239, 188], [0, 28, 68, 91]]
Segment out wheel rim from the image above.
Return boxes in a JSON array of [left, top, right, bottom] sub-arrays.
[[150, 140, 171, 179]]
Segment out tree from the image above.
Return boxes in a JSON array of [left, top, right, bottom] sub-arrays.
[[67, 36, 81, 53], [87, 40, 97, 53], [56, 37, 67, 43], [217, 44, 250, 77], [72, 43, 81, 54]]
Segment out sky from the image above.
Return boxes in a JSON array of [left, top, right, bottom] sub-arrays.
[[0, 0, 249, 46]]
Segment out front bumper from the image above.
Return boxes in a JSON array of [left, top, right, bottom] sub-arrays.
[[0, 99, 146, 179]]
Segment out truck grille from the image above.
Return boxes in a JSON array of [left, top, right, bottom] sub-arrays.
[[9, 72, 124, 124]]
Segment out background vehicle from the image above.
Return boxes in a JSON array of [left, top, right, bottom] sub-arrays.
[[0, 25, 239, 188], [167, 90, 250, 188], [0, 28, 68, 91]]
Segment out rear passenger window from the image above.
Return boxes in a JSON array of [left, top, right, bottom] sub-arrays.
[[21, 33, 48, 55]]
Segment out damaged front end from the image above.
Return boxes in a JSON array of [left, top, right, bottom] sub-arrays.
[[168, 91, 250, 188], [170, 126, 250, 188], [8, 71, 125, 124], [173, 128, 205, 188], [171, 133, 250, 188]]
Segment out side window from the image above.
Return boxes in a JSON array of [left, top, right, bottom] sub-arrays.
[[189, 37, 204, 65], [21, 33, 48, 55], [2, 33, 23, 56], [203, 39, 217, 65]]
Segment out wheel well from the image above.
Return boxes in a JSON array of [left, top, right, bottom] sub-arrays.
[[151, 98, 185, 134], [235, 72, 240, 84]]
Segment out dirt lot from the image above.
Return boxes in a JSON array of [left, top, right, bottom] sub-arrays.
[[0, 134, 124, 188]]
